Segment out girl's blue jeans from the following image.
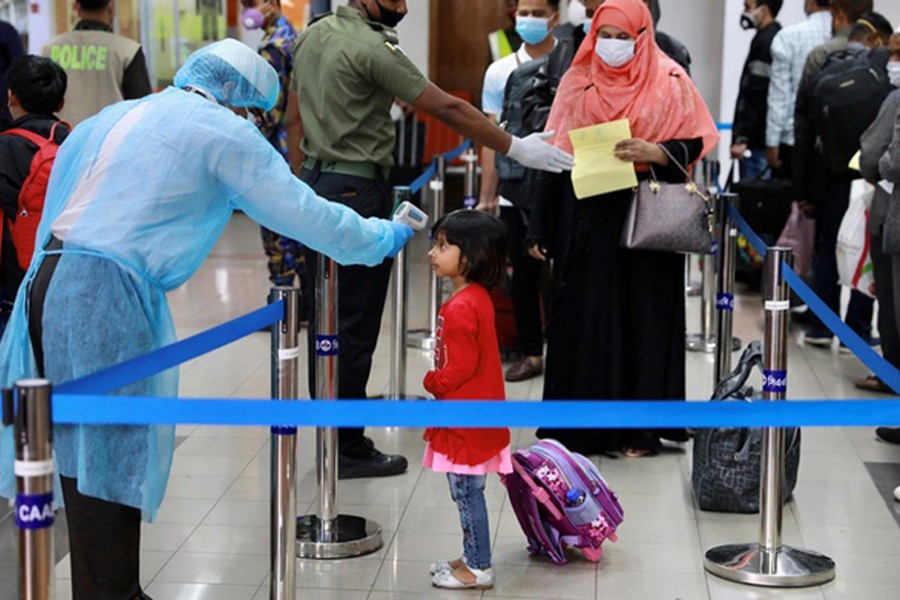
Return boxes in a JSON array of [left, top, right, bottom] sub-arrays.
[[447, 473, 492, 570]]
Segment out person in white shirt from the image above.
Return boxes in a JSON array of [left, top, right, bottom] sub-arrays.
[[764, 0, 832, 175], [478, 0, 560, 383]]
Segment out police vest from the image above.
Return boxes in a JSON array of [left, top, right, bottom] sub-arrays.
[[42, 30, 141, 126]]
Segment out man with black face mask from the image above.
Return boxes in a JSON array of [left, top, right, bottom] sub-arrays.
[[732, 0, 783, 181], [285, 0, 574, 480]]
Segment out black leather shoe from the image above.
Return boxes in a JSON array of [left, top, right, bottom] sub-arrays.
[[505, 357, 543, 382], [339, 442, 408, 480], [876, 427, 900, 445]]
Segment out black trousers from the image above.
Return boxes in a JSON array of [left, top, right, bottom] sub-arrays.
[[500, 205, 544, 357], [29, 243, 144, 600], [778, 143, 794, 180], [299, 167, 393, 456], [808, 175, 874, 336], [872, 233, 900, 367]]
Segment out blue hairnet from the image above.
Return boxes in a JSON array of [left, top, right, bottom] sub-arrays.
[[174, 39, 279, 111]]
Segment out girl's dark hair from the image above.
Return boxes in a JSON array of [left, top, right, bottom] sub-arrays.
[[431, 210, 507, 290]]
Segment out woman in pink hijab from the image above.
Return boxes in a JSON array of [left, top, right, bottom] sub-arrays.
[[528, 0, 718, 458]]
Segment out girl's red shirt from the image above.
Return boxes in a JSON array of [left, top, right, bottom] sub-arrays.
[[423, 284, 510, 466]]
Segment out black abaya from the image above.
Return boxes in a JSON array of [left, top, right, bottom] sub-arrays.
[[531, 139, 703, 455]]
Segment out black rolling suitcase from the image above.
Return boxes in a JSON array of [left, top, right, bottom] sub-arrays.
[[728, 165, 793, 244]]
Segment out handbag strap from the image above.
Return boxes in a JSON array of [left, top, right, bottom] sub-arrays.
[[656, 142, 692, 181], [648, 143, 710, 202]]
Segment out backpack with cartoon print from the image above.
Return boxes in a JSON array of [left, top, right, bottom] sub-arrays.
[[502, 439, 624, 565]]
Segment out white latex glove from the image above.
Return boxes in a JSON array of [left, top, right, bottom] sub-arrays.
[[506, 131, 575, 173]]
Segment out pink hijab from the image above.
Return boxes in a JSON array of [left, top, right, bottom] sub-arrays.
[[545, 0, 718, 164]]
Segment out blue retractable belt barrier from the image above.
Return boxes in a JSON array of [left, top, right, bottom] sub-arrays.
[[726, 203, 900, 393], [56, 300, 285, 396], [51, 396, 900, 428], [716, 123, 733, 131], [726, 203, 767, 256], [443, 139, 473, 163], [408, 140, 473, 195], [409, 162, 436, 195]]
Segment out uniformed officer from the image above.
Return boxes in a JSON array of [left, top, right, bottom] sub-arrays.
[[42, 0, 152, 126], [286, 0, 572, 480]]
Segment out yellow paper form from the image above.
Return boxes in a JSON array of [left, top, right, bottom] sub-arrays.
[[848, 150, 861, 171], [568, 119, 638, 200]]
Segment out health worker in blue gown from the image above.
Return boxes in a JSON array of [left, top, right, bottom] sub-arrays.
[[0, 39, 413, 600]]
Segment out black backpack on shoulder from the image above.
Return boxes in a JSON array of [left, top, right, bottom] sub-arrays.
[[809, 47, 891, 173], [495, 39, 575, 210]]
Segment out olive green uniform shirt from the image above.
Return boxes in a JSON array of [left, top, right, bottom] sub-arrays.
[[291, 6, 429, 167]]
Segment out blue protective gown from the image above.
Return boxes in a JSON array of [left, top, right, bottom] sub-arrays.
[[0, 88, 398, 520]]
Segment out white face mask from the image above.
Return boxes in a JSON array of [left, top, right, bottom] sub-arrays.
[[889, 61, 900, 88], [567, 0, 587, 27], [594, 38, 636, 67]]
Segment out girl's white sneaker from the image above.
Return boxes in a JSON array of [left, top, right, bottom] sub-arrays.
[[432, 565, 495, 590], [893, 485, 900, 502], [429, 556, 466, 575], [431, 555, 466, 575]]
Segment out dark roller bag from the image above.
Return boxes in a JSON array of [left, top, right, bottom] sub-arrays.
[[728, 164, 794, 245]]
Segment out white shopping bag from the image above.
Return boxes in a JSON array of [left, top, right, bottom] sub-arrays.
[[836, 181, 876, 298]]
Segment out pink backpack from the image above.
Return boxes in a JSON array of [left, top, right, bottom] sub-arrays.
[[502, 439, 624, 565]]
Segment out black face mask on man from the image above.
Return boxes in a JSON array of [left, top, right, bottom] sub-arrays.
[[373, 0, 405, 27], [740, 6, 762, 30]]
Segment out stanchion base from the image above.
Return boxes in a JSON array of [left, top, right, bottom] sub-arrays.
[[705, 543, 835, 588], [406, 329, 435, 350], [296, 514, 382, 559], [686, 335, 742, 354]]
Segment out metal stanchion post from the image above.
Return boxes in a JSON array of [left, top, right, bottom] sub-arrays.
[[462, 147, 478, 209], [715, 193, 741, 385], [686, 159, 716, 297], [3, 380, 55, 600], [269, 288, 300, 600], [686, 183, 719, 354], [686, 249, 717, 353], [397, 113, 407, 167], [686, 257, 702, 297], [688, 189, 741, 355], [408, 154, 446, 350], [705, 248, 836, 587], [376, 187, 425, 401], [297, 255, 382, 559]]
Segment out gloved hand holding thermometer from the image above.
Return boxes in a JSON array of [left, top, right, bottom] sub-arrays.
[[387, 201, 429, 258]]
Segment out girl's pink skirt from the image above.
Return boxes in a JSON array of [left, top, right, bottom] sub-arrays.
[[423, 443, 513, 475]]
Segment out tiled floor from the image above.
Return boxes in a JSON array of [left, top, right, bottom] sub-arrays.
[[7, 213, 900, 599]]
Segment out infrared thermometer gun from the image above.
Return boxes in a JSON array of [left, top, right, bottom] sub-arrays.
[[392, 201, 429, 231]]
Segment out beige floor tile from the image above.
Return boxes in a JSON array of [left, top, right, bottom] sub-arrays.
[[145, 582, 258, 600], [482, 563, 596, 599], [294, 556, 383, 591], [180, 524, 269, 555], [154, 552, 269, 586], [595, 571, 708, 600]]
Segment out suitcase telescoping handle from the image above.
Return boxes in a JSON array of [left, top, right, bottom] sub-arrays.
[[512, 460, 564, 521]]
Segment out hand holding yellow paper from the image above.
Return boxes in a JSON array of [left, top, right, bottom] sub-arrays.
[[568, 119, 638, 200]]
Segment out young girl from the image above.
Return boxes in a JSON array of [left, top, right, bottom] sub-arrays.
[[423, 210, 511, 591]]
